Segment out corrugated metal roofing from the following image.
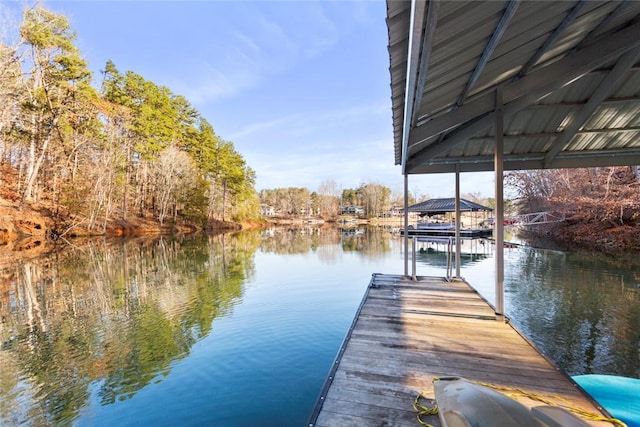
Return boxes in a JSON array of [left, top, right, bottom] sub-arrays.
[[387, 0, 640, 175], [408, 197, 492, 213]]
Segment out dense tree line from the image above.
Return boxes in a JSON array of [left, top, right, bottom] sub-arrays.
[[0, 7, 258, 232], [256, 182, 489, 220], [507, 166, 640, 251], [507, 166, 640, 226], [259, 181, 398, 218]]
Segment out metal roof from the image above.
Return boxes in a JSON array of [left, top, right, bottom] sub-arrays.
[[409, 197, 492, 214], [387, 0, 640, 175]]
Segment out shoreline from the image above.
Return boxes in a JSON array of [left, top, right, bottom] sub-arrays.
[[1, 198, 637, 258]]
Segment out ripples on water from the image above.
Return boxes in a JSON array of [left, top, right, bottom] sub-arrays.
[[462, 245, 640, 378], [0, 228, 638, 426]]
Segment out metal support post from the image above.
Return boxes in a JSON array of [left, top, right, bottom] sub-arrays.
[[411, 237, 417, 281], [404, 173, 409, 276], [455, 165, 461, 278], [495, 87, 505, 320]]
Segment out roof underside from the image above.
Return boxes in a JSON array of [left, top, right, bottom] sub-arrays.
[[387, 0, 640, 175]]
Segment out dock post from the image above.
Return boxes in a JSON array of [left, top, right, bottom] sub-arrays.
[[494, 86, 505, 320], [455, 165, 461, 278], [411, 237, 417, 281], [404, 173, 409, 277]]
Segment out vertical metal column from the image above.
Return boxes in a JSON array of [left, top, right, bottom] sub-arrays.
[[404, 173, 409, 276], [455, 165, 461, 278], [494, 87, 505, 320], [411, 237, 417, 281]]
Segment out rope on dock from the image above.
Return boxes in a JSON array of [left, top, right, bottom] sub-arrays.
[[413, 390, 438, 427]]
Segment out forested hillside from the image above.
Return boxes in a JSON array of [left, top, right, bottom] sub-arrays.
[[0, 7, 259, 241], [507, 166, 640, 252]]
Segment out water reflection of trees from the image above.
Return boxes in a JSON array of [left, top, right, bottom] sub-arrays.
[[0, 233, 259, 425], [341, 227, 394, 257], [506, 249, 640, 377], [259, 227, 338, 254], [258, 226, 394, 259]]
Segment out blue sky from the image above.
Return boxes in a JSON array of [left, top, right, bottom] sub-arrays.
[[3, 0, 495, 199]]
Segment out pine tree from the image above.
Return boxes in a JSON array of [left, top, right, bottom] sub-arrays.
[[18, 7, 93, 204]]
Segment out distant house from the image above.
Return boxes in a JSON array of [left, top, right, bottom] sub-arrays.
[[261, 204, 276, 216], [386, 206, 404, 217], [341, 205, 365, 215], [300, 207, 317, 216]]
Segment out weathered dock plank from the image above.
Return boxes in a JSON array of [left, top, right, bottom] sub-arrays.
[[309, 274, 611, 427]]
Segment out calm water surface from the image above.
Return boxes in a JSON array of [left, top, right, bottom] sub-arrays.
[[1, 227, 638, 426]]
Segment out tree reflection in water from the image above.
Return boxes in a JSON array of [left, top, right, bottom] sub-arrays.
[[1, 227, 638, 425], [0, 232, 259, 425], [503, 249, 640, 378]]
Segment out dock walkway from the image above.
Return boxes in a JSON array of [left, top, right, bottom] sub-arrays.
[[309, 274, 610, 427]]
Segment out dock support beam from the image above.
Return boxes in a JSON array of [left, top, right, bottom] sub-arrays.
[[404, 173, 409, 276], [455, 165, 461, 278], [494, 87, 505, 320], [411, 237, 417, 281]]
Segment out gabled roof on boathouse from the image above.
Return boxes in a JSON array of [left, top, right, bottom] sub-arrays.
[[408, 198, 492, 215]]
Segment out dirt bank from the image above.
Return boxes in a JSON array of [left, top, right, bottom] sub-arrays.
[[0, 197, 251, 259], [532, 221, 640, 254]]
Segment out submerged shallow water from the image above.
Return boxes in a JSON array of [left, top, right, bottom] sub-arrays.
[[1, 227, 638, 426]]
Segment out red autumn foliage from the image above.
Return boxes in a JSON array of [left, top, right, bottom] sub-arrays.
[[507, 166, 640, 252]]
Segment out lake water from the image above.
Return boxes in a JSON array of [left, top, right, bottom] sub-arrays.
[[1, 226, 638, 426]]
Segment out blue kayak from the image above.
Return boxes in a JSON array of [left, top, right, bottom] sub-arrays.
[[573, 374, 640, 427]]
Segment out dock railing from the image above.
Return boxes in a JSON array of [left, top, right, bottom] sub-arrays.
[[410, 236, 455, 282]]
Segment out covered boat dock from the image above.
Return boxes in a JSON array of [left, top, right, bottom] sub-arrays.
[[390, 0, 640, 315], [402, 197, 493, 238], [312, 0, 640, 425], [408, 198, 492, 221]]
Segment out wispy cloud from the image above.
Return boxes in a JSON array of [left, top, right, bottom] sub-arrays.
[[246, 136, 400, 192], [228, 101, 390, 142], [226, 114, 301, 141], [181, 66, 257, 106], [0, 2, 24, 44], [172, 2, 346, 105]]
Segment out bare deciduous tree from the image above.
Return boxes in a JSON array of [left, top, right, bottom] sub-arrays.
[[317, 180, 340, 217]]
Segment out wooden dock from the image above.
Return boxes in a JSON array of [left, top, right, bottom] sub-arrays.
[[308, 274, 611, 427]]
